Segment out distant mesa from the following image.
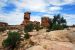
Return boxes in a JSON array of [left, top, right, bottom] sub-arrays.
[[0, 22, 8, 27]]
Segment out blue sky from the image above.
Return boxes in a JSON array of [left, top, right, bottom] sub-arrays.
[[0, 0, 75, 25]]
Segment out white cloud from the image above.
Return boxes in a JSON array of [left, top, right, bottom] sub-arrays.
[[46, 0, 62, 6], [42, 14, 54, 18], [5, 0, 48, 12], [63, 14, 75, 19], [24, 0, 47, 12], [0, 11, 24, 25], [46, 0, 75, 6], [30, 14, 54, 23], [64, 0, 75, 4], [0, 14, 6, 22], [0, 0, 24, 25], [0, 0, 7, 9], [48, 6, 62, 11], [62, 14, 75, 25], [30, 16, 41, 22]]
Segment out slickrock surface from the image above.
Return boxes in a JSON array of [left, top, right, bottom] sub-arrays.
[[0, 27, 75, 50], [26, 28, 75, 50], [0, 32, 8, 50]]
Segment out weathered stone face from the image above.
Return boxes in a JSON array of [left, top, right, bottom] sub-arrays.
[[24, 13, 30, 20], [21, 12, 31, 26], [41, 17, 51, 27]]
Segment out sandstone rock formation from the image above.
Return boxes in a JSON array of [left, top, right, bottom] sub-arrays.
[[21, 12, 31, 26], [41, 17, 51, 27]]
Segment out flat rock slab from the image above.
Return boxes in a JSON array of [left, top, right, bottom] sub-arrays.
[[26, 46, 45, 50], [28, 32, 38, 36]]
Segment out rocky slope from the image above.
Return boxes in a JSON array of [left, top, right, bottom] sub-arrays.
[[0, 27, 75, 50], [26, 28, 75, 50]]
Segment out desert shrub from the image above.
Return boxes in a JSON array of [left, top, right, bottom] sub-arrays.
[[24, 22, 34, 39], [34, 24, 40, 31], [24, 23, 34, 33], [51, 23, 64, 30], [24, 32, 30, 39], [58, 25, 64, 30], [0, 27, 6, 32], [51, 23, 57, 30], [47, 14, 67, 31], [63, 24, 68, 28], [2, 31, 20, 50], [40, 26, 43, 29]]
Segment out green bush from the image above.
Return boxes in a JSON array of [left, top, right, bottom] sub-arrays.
[[2, 31, 20, 50], [24, 22, 34, 33], [0, 27, 6, 32], [24, 22, 34, 39], [56, 24, 64, 30], [51, 23, 64, 30], [24, 32, 30, 39], [51, 22, 57, 30], [34, 24, 40, 31], [40, 26, 43, 29], [47, 14, 67, 31], [63, 24, 68, 28]]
